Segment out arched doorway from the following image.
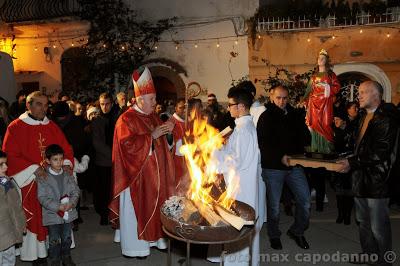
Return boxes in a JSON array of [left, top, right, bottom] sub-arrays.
[[334, 63, 392, 102], [148, 65, 186, 105], [337, 72, 370, 103]]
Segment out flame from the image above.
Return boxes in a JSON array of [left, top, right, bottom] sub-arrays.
[[179, 111, 239, 211]]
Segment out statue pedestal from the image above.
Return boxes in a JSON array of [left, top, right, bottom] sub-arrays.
[[287, 154, 345, 172]]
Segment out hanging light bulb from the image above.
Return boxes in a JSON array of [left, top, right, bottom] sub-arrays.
[[194, 43, 198, 48], [332, 35, 336, 39], [386, 33, 391, 38], [175, 45, 179, 50], [257, 34, 261, 39], [154, 45, 158, 50], [216, 40, 220, 48], [34, 46, 38, 51], [121, 45, 125, 50], [359, 29, 363, 33], [234, 39, 238, 45], [53, 44, 57, 48], [103, 44, 106, 48], [71, 42, 75, 47], [307, 38, 311, 42]]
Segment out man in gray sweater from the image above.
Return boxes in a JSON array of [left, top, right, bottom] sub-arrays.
[[37, 144, 79, 266]]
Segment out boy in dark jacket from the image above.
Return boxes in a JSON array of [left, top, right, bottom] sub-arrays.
[[37, 145, 79, 266]]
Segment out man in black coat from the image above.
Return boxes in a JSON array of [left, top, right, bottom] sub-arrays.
[[336, 81, 399, 265], [257, 85, 311, 250]]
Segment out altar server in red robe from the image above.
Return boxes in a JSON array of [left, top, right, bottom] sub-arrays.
[[2, 91, 73, 265], [109, 67, 175, 258], [169, 98, 188, 189]]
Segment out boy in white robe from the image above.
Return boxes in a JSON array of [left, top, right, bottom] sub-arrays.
[[207, 88, 261, 266]]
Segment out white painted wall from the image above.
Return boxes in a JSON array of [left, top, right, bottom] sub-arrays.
[[128, 0, 258, 101]]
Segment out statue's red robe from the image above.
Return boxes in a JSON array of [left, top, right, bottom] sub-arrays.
[[305, 72, 341, 145], [109, 107, 175, 241]]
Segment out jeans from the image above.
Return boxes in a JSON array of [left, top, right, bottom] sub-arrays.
[[354, 198, 392, 265], [48, 223, 72, 261], [262, 167, 311, 238]]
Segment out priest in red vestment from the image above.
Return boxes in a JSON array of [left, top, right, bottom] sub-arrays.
[[168, 98, 188, 189], [109, 67, 175, 257], [2, 91, 73, 264]]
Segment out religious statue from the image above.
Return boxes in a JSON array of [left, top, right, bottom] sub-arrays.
[[304, 49, 341, 154]]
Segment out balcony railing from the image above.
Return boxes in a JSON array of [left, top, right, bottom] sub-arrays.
[[0, 0, 81, 23], [257, 7, 400, 32]]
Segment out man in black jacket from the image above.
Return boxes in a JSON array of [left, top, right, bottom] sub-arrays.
[[257, 85, 310, 250], [91, 92, 120, 225], [336, 81, 398, 265]]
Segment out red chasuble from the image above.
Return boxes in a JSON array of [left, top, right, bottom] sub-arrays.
[[2, 113, 74, 241], [110, 107, 175, 241], [169, 114, 188, 188], [305, 72, 340, 143]]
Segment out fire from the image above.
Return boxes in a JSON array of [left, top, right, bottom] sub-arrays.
[[179, 111, 239, 211]]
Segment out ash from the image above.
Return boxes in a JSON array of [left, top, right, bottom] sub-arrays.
[[162, 196, 185, 218]]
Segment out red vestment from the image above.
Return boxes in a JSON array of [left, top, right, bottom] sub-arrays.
[[109, 107, 175, 241], [2, 113, 73, 251], [169, 113, 187, 188], [305, 72, 340, 143]]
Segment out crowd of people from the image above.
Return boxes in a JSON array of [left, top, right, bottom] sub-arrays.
[[0, 49, 399, 266]]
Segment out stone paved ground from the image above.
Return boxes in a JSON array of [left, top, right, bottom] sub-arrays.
[[17, 188, 400, 266]]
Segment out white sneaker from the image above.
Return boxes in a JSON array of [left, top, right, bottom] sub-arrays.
[[324, 195, 329, 203], [310, 189, 316, 199]]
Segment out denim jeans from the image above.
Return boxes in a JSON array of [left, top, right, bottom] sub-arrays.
[[262, 167, 311, 239], [48, 223, 72, 261], [354, 198, 392, 265]]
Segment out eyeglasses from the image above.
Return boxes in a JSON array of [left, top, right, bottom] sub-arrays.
[[227, 103, 238, 108]]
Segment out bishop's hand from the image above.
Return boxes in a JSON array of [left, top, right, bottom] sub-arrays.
[[152, 123, 173, 139]]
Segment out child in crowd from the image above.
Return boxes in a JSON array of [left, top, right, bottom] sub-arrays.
[[0, 150, 26, 266], [37, 145, 79, 266]]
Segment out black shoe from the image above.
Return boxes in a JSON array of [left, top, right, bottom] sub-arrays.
[[37, 258, 48, 266], [287, 230, 309, 249], [61, 256, 76, 266], [270, 238, 283, 250], [336, 213, 344, 224]]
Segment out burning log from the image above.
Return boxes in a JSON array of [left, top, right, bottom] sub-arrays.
[[192, 200, 228, 227], [179, 198, 202, 224], [213, 203, 254, 230]]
